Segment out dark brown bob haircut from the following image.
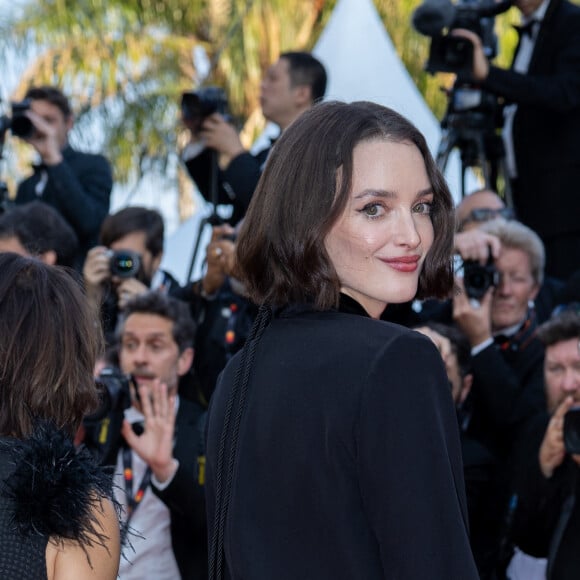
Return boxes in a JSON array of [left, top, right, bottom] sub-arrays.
[[0, 253, 101, 438], [236, 100, 455, 309]]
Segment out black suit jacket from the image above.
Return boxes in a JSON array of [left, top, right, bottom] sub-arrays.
[[206, 301, 479, 579], [16, 145, 112, 264], [152, 398, 208, 580], [184, 147, 270, 225], [483, 0, 580, 238], [467, 329, 546, 458]]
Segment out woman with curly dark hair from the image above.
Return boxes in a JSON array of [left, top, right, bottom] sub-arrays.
[[0, 252, 120, 579]]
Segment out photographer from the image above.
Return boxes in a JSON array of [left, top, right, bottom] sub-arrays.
[[83, 206, 184, 343], [454, 219, 546, 448], [454, 0, 580, 280], [14, 86, 112, 268], [455, 188, 565, 324], [447, 219, 547, 576], [505, 308, 580, 579], [415, 321, 497, 578], [85, 292, 207, 579], [182, 223, 258, 403], [182, 52, 327, 225]]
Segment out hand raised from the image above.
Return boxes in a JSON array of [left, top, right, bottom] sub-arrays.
[[539, 396, 575, 478], [121, 381, 178, 483]]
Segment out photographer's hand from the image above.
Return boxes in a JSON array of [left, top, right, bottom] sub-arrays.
[[121, 381, 178, 484], [201, 225, 237, 295], [539, 396, 575, 478], [452, 29, 490, 82], [116, 277, 149, 309], [83, 246, 110, 310], [452, 275, 494, 346], [200, 113, 245, 169], [454, 230, 501, 264], [23, 110, 64, 165]]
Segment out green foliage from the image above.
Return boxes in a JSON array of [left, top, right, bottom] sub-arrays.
[[0, 0, 552, 191]]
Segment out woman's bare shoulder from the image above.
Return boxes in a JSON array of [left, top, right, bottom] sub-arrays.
[[46, 495, 120, 580]]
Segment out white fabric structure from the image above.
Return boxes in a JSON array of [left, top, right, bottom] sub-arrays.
[[313, 0, 477, 200], [162, 0, 478, 284], [314, 0, 441, 151]]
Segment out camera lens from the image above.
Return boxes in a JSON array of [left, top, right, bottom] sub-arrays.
[[463, 259, 498, 300], [10, 100, 34, 139], [109, 250, 141, 278], [10, 115, 34, 139]]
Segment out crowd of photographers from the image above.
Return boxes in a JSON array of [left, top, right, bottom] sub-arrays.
[[1, 0, 580, 575], [0, 51, 329, 579]]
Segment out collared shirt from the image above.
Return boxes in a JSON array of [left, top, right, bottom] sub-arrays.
[[502, 0, 552, 178], [471, 319, 525, 356], [116, 401, 180, 580]]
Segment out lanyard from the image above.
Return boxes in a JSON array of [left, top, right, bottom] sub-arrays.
[[121, 446, 152, 541]]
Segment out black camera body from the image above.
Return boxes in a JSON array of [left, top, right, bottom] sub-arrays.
[[107, 249, 141, 279], [181, 86, 229, 130], [463, 253, 499, 300], [564, 407, 580, 455], [413, 0, 513, 76], [83, 367, 134, 464], [0, 100, 34, 140]]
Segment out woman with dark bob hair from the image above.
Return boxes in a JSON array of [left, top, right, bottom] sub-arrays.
[[0, 253, 120, 579], [206, 101, 478, 579]]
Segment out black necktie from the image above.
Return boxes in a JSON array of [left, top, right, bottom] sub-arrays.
[[513, 19, 540, 39]]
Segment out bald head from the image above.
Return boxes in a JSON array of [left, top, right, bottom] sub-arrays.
[[456, 189, 509, 231]]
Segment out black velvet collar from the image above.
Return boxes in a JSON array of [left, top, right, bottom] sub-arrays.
[[276, 294, 372, 319], [338, 293, 372, 318]]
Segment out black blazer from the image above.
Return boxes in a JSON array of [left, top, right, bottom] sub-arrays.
[[152, 398, 208, 580], [483, 0, 580, 238], [206, 303, 479, 579], [184, 147, 270, 225], [16, 145, 112, 263]]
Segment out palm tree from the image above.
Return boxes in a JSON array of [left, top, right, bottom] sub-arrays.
[[0, 0, 335, 218]]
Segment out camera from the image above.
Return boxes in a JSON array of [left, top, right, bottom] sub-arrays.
[[0, 100, 34, 139], [564, 407, 580, 455], [107, 249, 141, 278], [86, 367, 133, 423], [462, 252, 499, 300], [181, 86, 229, 131], [82, 367, 134, 463], [412, 0, 513, 75]]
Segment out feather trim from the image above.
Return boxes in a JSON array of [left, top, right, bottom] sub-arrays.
[[0, 420, 115, 552]]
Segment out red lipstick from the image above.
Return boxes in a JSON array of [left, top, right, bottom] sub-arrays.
[[380, 255, 420, 273]]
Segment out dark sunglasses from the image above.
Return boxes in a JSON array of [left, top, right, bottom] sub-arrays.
[[461, 207, 515, 228]]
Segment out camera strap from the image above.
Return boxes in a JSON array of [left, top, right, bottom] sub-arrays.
[[495, 308, 537, 353], [121, 446, 152, 540]]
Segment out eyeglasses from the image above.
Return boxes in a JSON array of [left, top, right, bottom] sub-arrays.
[[460, 207, 516, 229]]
